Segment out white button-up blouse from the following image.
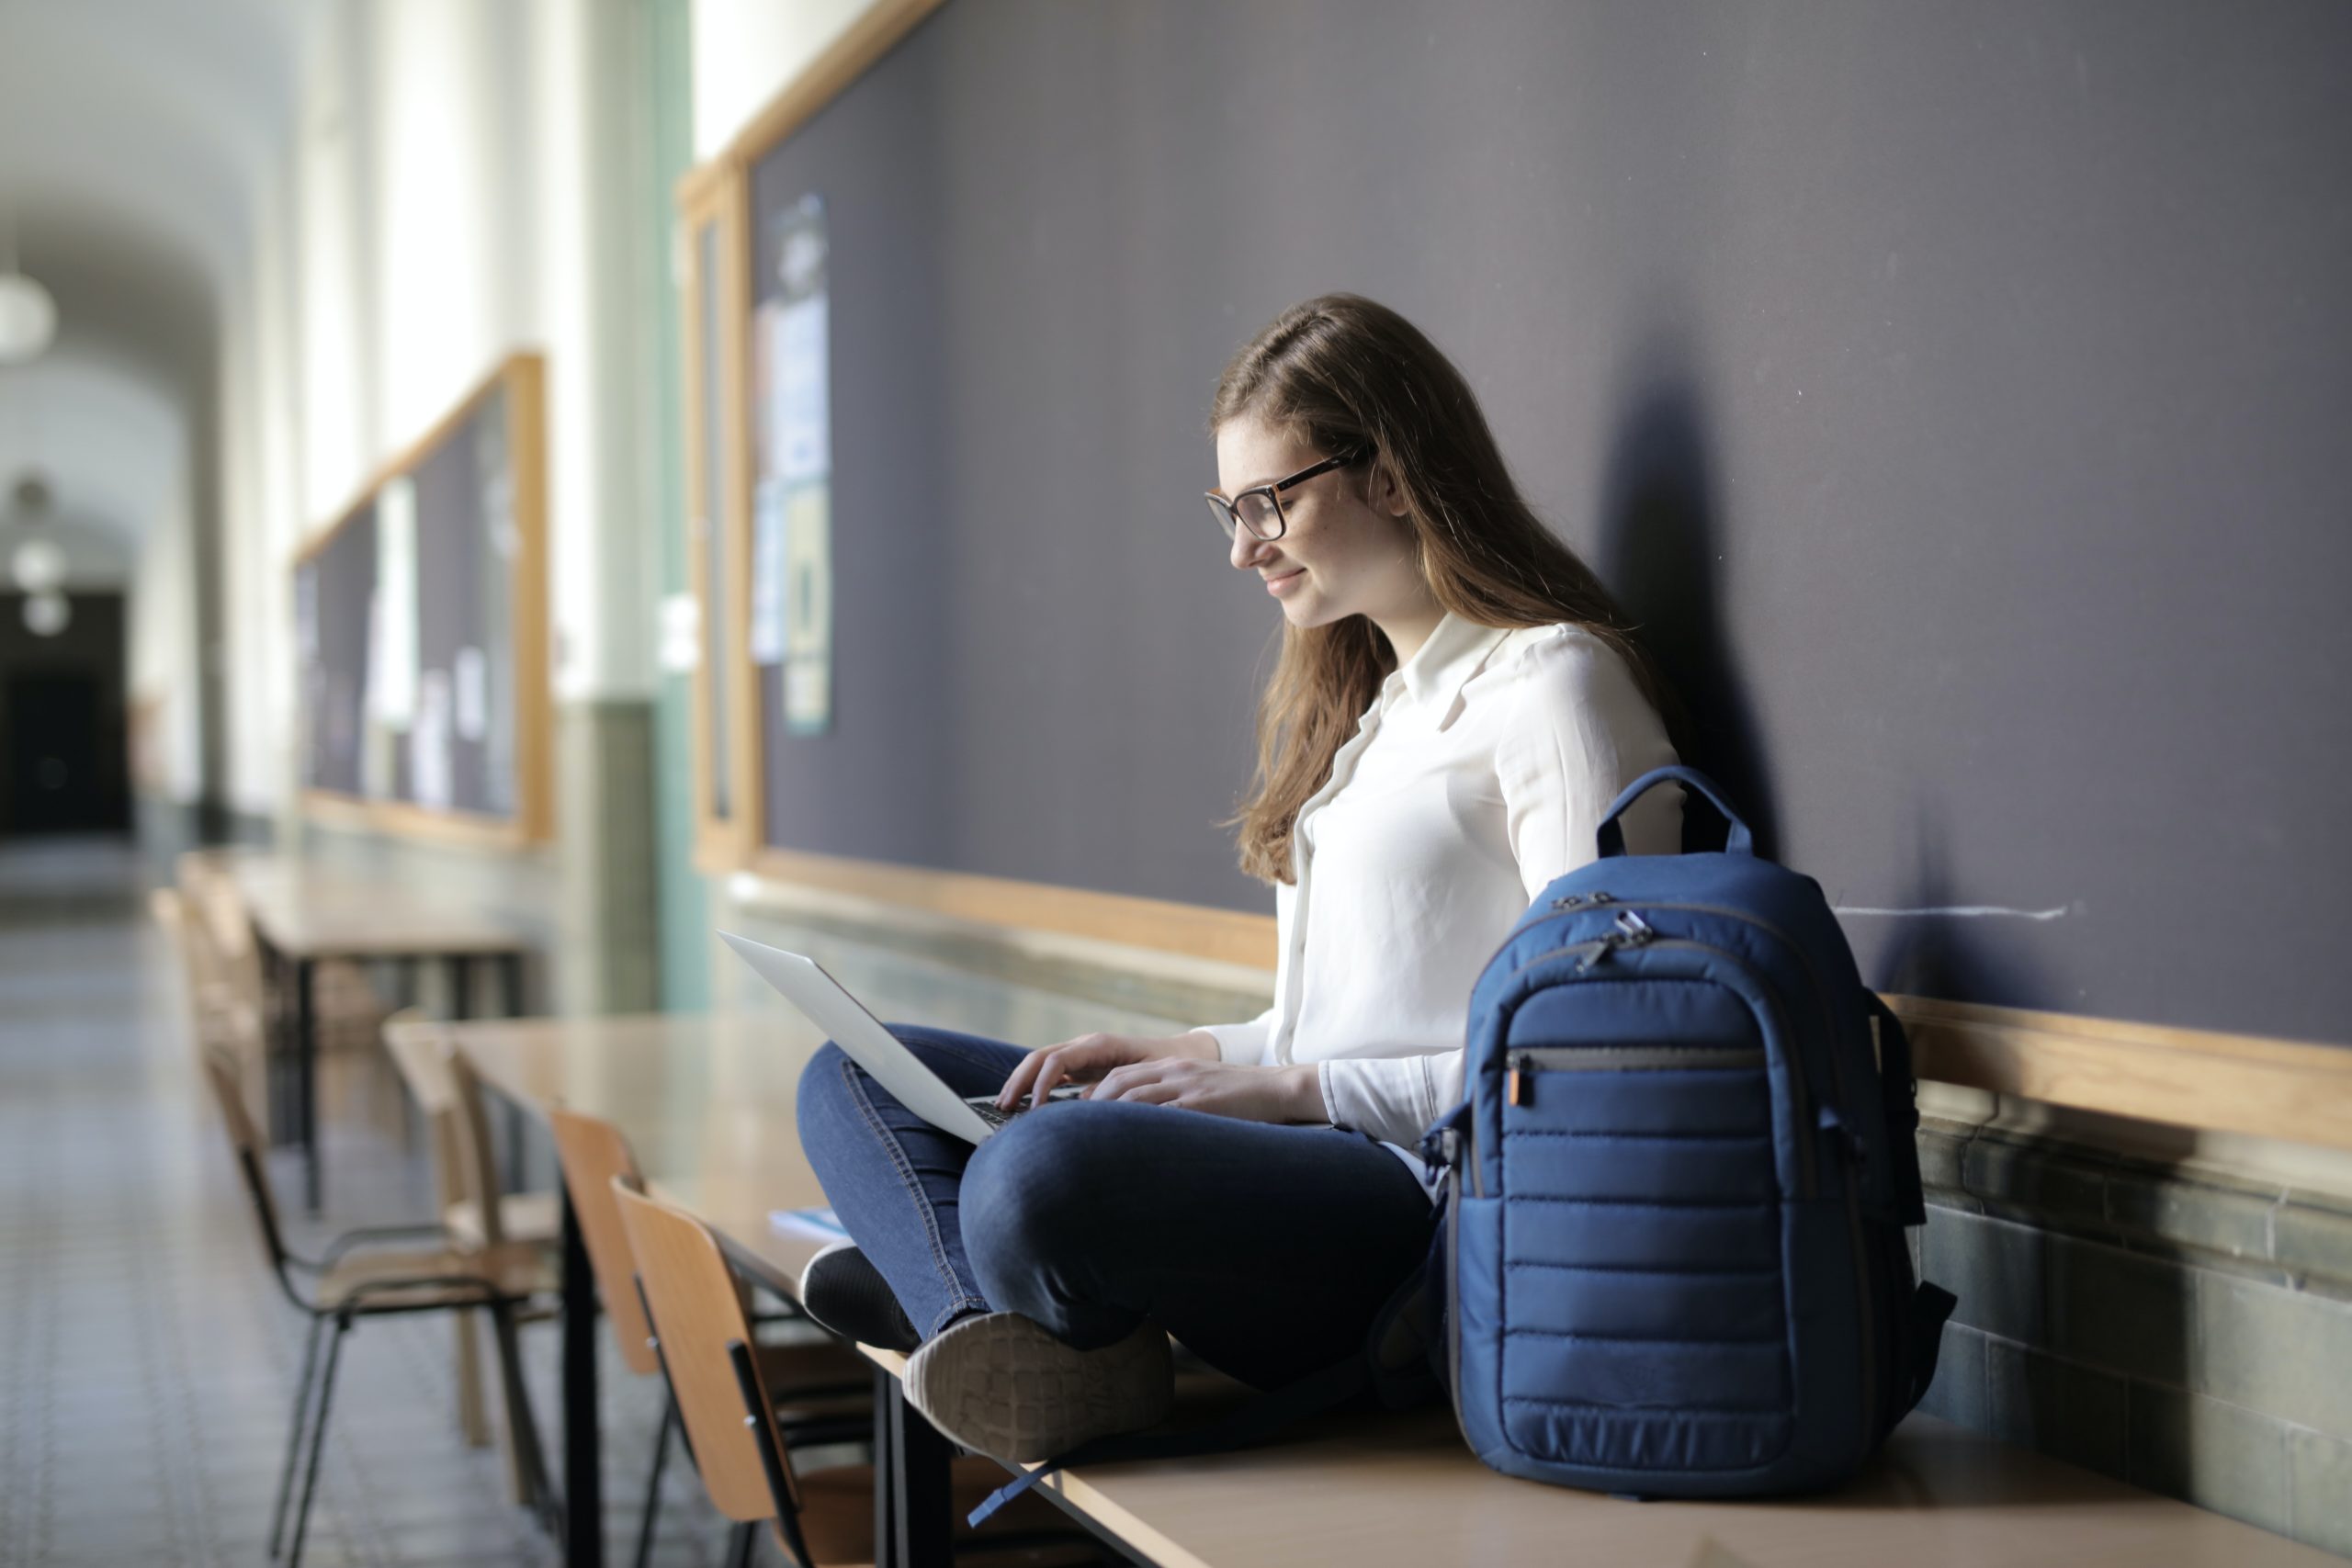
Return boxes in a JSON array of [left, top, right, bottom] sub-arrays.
[[1196, 611, 1682, 1172]]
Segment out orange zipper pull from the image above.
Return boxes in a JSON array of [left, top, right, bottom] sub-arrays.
[[1508, 1055, 1531, 1107]]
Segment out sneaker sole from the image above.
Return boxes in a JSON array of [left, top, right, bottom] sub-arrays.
[[904, 1312, 1173, 1463]]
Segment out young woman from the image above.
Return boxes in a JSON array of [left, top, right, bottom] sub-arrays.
[[795, 293, 1682, 1463]]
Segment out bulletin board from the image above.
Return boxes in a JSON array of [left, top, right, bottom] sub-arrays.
[[684, 0, 2352, 1049], [294, 354, 551, 845]]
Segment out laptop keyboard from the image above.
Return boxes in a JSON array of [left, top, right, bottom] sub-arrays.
[[964, 1086, 1085, 1128]]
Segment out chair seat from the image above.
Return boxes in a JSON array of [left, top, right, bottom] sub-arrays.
[[445, 1190, 561, 1248], [315, 1239, 560, 1314], [791, 1455, 1105, 1568]]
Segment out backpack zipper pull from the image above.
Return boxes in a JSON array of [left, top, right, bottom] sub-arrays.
[[1508, 1053, 1532, 1106]]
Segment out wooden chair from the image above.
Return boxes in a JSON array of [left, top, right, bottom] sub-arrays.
[[198, 1044, 559, 1568], [614, 1183, 1096, 1568], [153, 886, 238, 1053], [383, 1013, 562, 1473], [548, 1105, 871, 1568]]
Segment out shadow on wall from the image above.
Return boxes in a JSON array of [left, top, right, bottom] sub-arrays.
[[1593, 335, 1780, 860]]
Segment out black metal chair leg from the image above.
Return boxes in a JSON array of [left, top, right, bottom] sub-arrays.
[[487, 1301, 560, 1532], [286, 1316, 350, 1568], [727, 1518, 758, 1568], [268, 1314, 327, 1559], [631, 1391, 676, 1568]]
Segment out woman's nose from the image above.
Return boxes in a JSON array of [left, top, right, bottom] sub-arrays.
[[1230, 525, 1273, 571]]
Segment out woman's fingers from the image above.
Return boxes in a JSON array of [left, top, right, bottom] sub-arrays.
[[1024, 1037, 1112, 1108], [994, 1049, 1043, 1110], [1090, 1059, 1175, 1102]]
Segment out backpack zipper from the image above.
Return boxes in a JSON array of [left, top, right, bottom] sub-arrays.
[[1507, 1043, 1766, 1103], [1497, 933, 1815, 1198]]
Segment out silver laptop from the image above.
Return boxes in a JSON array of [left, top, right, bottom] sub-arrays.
[[718, 931, 1080, 1145]]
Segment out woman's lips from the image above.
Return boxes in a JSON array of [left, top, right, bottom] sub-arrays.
[[1265, 568, 1306, 597]]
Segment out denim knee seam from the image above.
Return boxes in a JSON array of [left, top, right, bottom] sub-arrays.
[[835, 1056, 989, 1335]]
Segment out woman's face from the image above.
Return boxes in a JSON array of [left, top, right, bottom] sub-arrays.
[[1215, 414, 1427, 632]]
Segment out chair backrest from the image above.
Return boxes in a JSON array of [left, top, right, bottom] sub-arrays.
[[547, 1107, 660, 1377], [614, 1182, 801, 1526], [151, 886, 204, 1022], [195, 874, 269, 1021], [385, 1016, 506, 1247], [198, 1044, 299, 1293]]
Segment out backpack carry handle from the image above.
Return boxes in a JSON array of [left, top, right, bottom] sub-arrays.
[[1597, 765, 1755, 858]]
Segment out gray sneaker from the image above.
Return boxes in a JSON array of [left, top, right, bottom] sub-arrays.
[[903, 1311, 1173, 1463], [797, 1242, 919, 1353]]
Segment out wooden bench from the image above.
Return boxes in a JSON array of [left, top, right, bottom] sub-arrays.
[[432, 1010, 2344, 1568]]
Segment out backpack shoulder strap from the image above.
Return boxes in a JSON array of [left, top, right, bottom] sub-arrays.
[[1863, 990, 1928, 1226], [1861, 989, 1960, 1419]]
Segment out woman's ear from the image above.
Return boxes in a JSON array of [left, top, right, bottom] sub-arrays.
[[1369, 457, 1410, 518]]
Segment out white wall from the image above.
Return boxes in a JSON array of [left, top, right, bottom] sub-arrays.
[[129, 484, 202, 804], [205, 0, 673, 819], [194, 0, 898, 816], [690, 0, 882, 158]]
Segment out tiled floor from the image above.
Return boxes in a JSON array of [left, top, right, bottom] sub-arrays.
[[0, 838, 746, 1567]]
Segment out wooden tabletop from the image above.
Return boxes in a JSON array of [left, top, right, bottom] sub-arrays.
[[232, 857, 531, 959], [435, 1010, 2341, 1568]]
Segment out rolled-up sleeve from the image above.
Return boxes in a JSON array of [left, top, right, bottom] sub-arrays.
[[1496, 631, 1681, 897]]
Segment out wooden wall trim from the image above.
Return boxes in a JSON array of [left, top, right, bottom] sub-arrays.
[[300, 790, 538, 852], [504, 355, 553, 842], [744, 847, 1283, 974], [677, 163, 750, 874], [737, 851, 2352, 1150], [1890, 993, 2352, 1155]]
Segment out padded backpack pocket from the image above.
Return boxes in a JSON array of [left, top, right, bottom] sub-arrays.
[[1496, 979, 1793, 1472]]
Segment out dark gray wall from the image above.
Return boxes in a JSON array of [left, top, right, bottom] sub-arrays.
[[748, 0, 2352, 1043]]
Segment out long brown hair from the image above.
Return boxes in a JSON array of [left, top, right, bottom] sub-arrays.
[[1214, 293, 1675, 885]]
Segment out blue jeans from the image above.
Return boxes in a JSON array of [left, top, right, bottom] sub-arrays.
[[795, 1026, 1437, 1392]]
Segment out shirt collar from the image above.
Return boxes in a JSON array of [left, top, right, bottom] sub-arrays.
[[1382, 611, 1515, 728]]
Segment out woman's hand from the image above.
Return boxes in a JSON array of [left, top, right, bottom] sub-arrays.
[[994, 1030, 1220, 1111], [1084, 1056, 1326, 1123]]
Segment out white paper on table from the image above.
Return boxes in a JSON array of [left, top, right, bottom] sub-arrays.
[[453, 647, 488, 741], [767, 1207, 847, 1245]]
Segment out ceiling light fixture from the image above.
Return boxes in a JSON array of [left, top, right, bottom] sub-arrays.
[[0, 204, 56, 366], [23, 589, 70, 637]]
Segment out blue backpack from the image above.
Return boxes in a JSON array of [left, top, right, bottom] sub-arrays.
[[973, 764, 1954, 1523], [1422, 764, 1956, 1495]]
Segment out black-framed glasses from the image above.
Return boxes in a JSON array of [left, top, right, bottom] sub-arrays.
[[1204, 448, 1367, 542]]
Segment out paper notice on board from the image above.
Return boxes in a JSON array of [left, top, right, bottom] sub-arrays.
[[749, 477, 789, 666], [411, 671, 454, 810], [453, 647, 488, 741], [783, 483, 832, 734], [764, 296, 830, 483], [370, 476, 419, 728]]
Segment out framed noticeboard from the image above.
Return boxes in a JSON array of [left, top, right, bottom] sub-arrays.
[[678, 157, 759, 871], [293, 353, 552, 846]]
